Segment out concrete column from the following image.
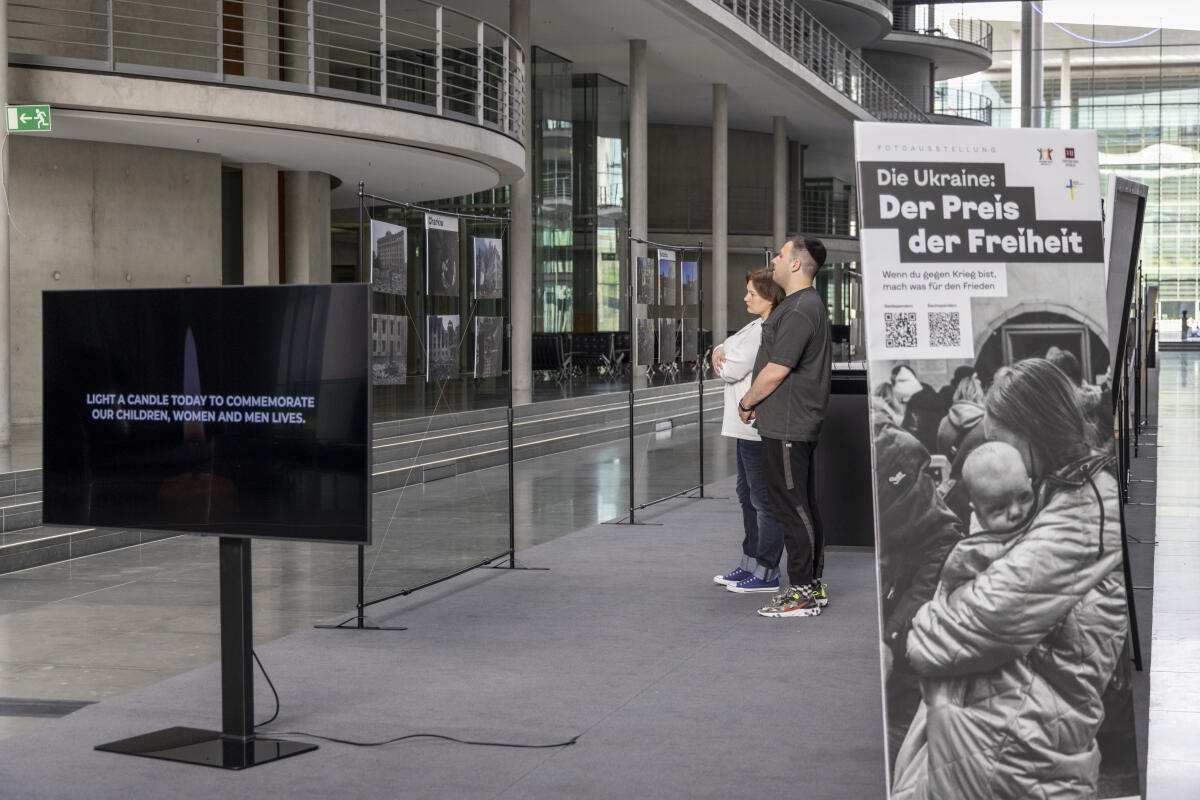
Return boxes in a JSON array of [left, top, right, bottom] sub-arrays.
[[243, 0, 279, 80], [793, 141, 805, 235], [1010, 28, 1022, 128], [1020, 3, 1032, 128], [630, 41, 647, 247], [0, 0, 10, 446], [772, 116, 787, 245], [1031, 2, 1044, 128], [242, 164, 279, 285], [283, 171, 331, 284], [509, 0, 533, 404], [629, 40, 648, 389], [1059, 49, 1072, 129], [279, 0, 308, 84], [712, 84, 728, 341]]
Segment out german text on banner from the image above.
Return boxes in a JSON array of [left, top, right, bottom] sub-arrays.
[[854, 122, 1140, 800]]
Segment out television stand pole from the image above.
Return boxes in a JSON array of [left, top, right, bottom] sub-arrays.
[[96, 537, 317, 769]]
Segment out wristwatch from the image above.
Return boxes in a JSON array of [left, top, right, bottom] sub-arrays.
[[738, 399, 753, 413]]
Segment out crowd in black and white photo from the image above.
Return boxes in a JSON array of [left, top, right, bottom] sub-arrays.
[[873, 350, 1138, 799]]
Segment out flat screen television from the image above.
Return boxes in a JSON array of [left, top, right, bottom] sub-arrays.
[[42, 284, 371, 545]]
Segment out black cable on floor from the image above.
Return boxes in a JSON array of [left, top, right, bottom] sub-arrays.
[[252, 650, 280, 727], [251, 651, 579, 750], [266, 730, 581, 749]]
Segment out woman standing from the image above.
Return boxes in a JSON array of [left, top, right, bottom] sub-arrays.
[[892, 358, 1128, 799], [712, 269, 786, 593]]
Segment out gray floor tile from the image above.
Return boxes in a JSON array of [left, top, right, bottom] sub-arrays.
[[1149, 670, 1200, 712], [1146, 710, 1200, 764], [1146, 757, 1200, 800]]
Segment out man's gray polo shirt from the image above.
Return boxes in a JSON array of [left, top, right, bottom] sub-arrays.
[[751, 286, 832, 442]]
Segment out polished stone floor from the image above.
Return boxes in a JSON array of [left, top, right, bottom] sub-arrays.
[[1145, 352, 1200, 799], [0, 420, 734, 741], [2, 353, 1197, 797]]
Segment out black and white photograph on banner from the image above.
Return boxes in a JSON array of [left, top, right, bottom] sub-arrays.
[[426, 314, 460, 381], [635, 318, 655, 366], [636, 256, 656, 304], [371, 313, 407, 385], [658, 318, 677, 364], [474, 317, 504, 379], [474, 236, 503, 299], [681, 259, 699, 305], [682, 317, 700, 360], [370, 219, 407, 295], [854, 122, 1140, 800], [425, 213, 460, 297], [658, 249, 677, 305]]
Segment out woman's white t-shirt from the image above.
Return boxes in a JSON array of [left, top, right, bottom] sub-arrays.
[[717, 318, 763, 441]]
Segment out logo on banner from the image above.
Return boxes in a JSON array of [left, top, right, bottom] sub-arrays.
[[1036, 147, 1053, 164], [1066, 179, 1082, 200], [1064, 147, 1078, 167]]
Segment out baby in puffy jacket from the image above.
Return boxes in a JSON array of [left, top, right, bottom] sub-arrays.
[[937, 441, 1037, 592]]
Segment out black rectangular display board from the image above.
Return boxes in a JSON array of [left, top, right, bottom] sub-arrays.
[[42, 284, 371, 545]]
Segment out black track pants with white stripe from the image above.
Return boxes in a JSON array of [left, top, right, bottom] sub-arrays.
[[761, 437, 825, 586]]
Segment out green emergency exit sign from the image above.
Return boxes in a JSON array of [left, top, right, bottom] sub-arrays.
[[6, 105, 51, 132]]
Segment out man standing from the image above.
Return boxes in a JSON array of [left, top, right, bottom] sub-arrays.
[[737, 237, 831, 618]]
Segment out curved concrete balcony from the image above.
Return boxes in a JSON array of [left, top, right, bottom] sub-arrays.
[[6, 0, 527, 203], [931, 86, 992, 126], [712, 0, 926, 122], [789, 0, 893, 50], [873, 3, 992, 81]]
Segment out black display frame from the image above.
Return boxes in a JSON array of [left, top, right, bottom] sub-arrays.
[[41, 283, 373, 547]]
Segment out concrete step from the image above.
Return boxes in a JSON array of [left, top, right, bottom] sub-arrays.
[[0, 491, 43, 534], [372, 384, 720, 467], [0, 382, 725, 574]]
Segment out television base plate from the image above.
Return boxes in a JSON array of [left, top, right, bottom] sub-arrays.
[[96, 726, 317, 770]]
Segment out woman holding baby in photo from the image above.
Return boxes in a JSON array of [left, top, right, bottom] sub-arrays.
[[891, 358, 1129, 800]]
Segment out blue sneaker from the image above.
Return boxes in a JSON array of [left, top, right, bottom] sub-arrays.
[[727, 575, 780, 594], [713, 567, 752, 586]]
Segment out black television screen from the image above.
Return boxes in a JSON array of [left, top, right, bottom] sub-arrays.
[[42, 284, 371, 545]]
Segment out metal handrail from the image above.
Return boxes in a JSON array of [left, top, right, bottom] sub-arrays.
[[892, 4, 993, 52], [7, 0, 526, 142], [714, 0, 928, 123], [933, 85, 993, 126]]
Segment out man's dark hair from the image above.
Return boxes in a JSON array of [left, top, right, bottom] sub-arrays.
[[787, 235, 827, 276]]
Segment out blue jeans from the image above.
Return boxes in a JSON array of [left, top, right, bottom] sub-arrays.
[[735, 438, 782, 581]]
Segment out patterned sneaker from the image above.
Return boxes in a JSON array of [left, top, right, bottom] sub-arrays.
[[726, 575, 780, 594], [811, 581, 829, 607], [757, 584, 822, 618], [713, 567, 752, 586]]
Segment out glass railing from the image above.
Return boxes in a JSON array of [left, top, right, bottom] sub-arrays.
[[7, 0, 526, 142], [892, 4, 993, 53], [714, 0, 928, 122], [933, 86, 993, 125]]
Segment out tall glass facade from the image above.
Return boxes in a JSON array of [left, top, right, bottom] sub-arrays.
[[573, 74, 629, 332], [529, 48, 629, 334], [531, 48, 575, 333], [944, 24, 1200, 333]]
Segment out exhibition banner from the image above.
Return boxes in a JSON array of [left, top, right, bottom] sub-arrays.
[[855, 123, 1140, 800]]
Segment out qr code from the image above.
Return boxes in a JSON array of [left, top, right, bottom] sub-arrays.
[[884, 312, 918, 348], [928, 311, 961, 348]]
